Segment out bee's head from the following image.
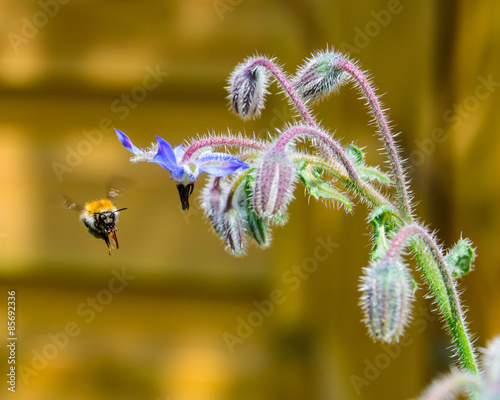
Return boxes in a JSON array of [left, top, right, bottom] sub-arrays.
[[96, 212, 116, 232], [95, 208, 127, 232]]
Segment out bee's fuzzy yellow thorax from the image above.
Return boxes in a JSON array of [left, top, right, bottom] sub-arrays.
[[84, 199, 116, 214]]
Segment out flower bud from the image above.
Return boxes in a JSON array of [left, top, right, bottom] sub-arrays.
[[220, 207, 246, 256], [200, 175, 248, 255], [227, 57, 270, 120], [360, 257, 414, 343], [293, 50, 350, 103], [232, 174, 270, 247], [253, 148, 296, 219], [200, 176, 227, 232], [445, 238, 475, 279]]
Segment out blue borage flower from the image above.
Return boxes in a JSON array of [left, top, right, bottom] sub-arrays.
[[116, 129, 249, 210]]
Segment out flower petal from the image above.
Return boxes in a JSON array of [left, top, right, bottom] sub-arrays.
[[152, 136, 182, 172], [116, 129, 142, 155], [198, 153, 249, 177], [173, 144, 185, 160]]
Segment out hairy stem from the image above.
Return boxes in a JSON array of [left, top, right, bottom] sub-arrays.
[[301, 156, 392, 210], [278, 124, 395, 212], [275, 125, 360, 183], [335, 59, 413, 222], [182, 136, 267, 164], [249, 58, 316, 126], [387, 225, 478, 374]]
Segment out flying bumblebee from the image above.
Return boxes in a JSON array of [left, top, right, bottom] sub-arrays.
[[64, 185, 127, 255]]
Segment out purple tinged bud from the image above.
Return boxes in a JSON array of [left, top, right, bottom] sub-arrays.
[[220, 207, 246, 256], [293, 50, 350, 103], [227, 57, 270, 120], [200, 176, 228, 235], [360, 257, 414, 343], [253, 148, 296, 219], [200, 175, 247, 255]]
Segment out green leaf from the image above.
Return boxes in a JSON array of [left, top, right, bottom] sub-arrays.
[[445, 238, 475, 279], [297, 160, 352, 210], [369, 205, 398, 260]]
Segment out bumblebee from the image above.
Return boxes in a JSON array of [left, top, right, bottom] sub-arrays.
[[64, 186, 127, 255]]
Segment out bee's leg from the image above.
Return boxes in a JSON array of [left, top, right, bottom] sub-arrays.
[[109, 230, 119, 250], [103, 234, 112, 255]]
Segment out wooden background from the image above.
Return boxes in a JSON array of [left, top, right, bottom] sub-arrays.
[[1, 1, 500, 399]]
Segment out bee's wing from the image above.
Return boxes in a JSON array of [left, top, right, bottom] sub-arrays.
[[106, 176, 133, 200], [63, 195, 84, 212], [107, 186, 124, 200]]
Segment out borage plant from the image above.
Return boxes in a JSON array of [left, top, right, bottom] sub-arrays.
[[116, 49, 498, 399]]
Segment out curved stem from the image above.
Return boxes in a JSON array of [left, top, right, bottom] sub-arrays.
[[182, 136, 267, 164], [275, 125, 360, 183], [300, 155, 392, 210], [249, 58, 316, 126], [386, 225, 478, 374], [277, 125, 400, 216], [335, 59, 413, 222]]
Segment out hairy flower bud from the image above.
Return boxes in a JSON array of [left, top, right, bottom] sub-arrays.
[[200, 176, 227, 232], [227, 57, 270, 120], [200, 175, 248, 255], [445, 238, 475, 279], [293, 50, 350, 103], [232, 174, 270, 247], [360, 257, 414, 343], [253, 148, 296, 219], [219, 207, 246, 255]]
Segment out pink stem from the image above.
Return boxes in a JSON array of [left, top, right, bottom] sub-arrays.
[[385, 225, 457, 309], [249, 58, 316, 126], [336, 59, 412, 221], [275, 125, 359, 183], [182, 136, 267, 164]]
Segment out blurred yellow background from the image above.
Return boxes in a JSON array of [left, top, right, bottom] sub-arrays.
[[1, 0, 500, 399]]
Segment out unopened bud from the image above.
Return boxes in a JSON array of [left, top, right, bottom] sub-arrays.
[[253, 148, 296, 218], [293, 50, 350, 103], [445, 238, 475, 279], [200, 176, 227, 232], [360, 257, 414, 343], [200, 175, 248, 255], [232, 174, 271, 247], [227, 57, 270, 120], [220, 207, 246, 256]]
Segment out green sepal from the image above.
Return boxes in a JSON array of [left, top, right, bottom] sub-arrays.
[[445, 238, 475, 279], [240, 170, 270, 247], [297, 159, 352, 210], [345, 144, 391, 185], [345, 144, 365, 167], [369, 205, 399, 260]]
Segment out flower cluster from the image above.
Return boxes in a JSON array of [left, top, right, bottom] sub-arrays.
[[115, 48, 487, 389]]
